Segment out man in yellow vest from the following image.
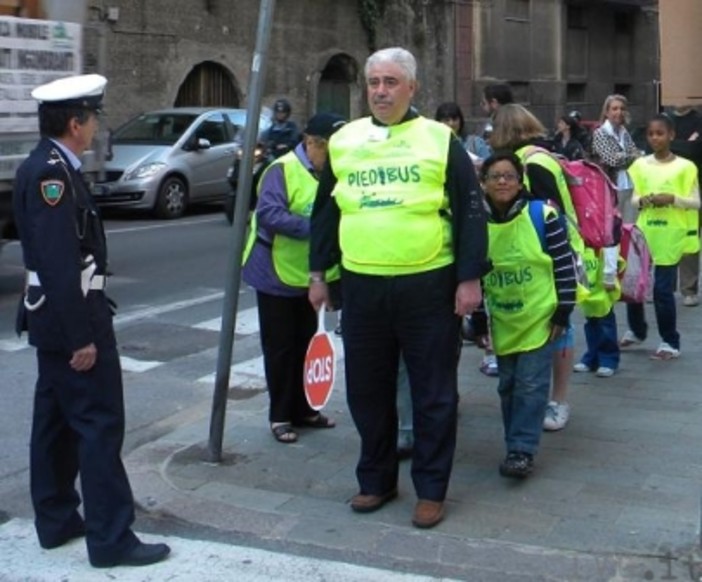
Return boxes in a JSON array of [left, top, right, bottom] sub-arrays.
[[309, 47, 489, 529]]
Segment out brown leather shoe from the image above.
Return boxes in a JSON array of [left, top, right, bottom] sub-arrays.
[[412, 499, 445, 528], [350, 488, 398, 513]]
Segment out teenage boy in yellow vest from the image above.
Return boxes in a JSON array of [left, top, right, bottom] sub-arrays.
[[621, 114, 701, 359], [309, 47, 489, 529], [471, 152, 576, 478]]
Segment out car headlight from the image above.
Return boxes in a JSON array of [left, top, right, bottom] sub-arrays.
[[124, 162, 167, 181]]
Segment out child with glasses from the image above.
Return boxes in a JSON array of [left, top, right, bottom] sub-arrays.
[[471, 152, 576, 478]]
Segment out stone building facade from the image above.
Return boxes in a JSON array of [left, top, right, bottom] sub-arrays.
[[81, 0, 659, 132]]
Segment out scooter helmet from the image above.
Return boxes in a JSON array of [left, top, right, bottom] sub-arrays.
[[568, 110, 582, 123], [273, 98, 291, 115]]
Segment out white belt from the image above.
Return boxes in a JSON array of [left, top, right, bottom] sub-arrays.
[[27, 271, 107, 291]]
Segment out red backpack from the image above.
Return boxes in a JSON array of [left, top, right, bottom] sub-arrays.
[[525, 148, 619, 250]]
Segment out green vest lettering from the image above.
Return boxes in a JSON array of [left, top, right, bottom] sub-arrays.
[[484, 206, 558, 355]]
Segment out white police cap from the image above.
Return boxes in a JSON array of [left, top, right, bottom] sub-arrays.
[[31, 74, 107, 111]]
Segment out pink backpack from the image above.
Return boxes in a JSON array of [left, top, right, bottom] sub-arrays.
[[619, 223, 652, 303], [525, 148, 619, 250]]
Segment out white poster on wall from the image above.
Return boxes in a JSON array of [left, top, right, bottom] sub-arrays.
[[0, 16, 82, 133]]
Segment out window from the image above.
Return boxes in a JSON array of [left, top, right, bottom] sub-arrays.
[[567, 5, 586, 30], [614, 84, 632, 100], [510, 82, 530, 104], [567, 83, 586, 104], [505, 0, 529, 21], [194, 114, 228, 146], [614, 11, 634, 35]]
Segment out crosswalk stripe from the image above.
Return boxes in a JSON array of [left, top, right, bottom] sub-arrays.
[[0, 338, 28, 352], [113, 292, 225, 327], [193, 306, 260, 335], [195, 335, 344, 388], [0, 518, 451, 581], [119, 356, 163, 373], [196, 355, 266, 388]]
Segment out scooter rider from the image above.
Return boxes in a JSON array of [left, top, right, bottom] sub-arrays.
[[266, 98, 302, 158]]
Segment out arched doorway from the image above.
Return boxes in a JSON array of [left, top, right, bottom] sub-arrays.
[[175, 61, 240, 107], [316, 54, 358, 119]]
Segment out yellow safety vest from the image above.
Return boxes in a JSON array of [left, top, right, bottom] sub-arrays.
[[329, 116, 454, 275], [629, 156, 700, 265], [485, 204, 558, 355], [243, 151, 339, 287], [517, 145, 586, 256], [577, 247, 621, 318]]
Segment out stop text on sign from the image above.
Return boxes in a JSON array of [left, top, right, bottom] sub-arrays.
[[306, 356, 332, 384]]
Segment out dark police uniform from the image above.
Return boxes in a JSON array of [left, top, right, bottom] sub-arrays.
[[10, 73, 165, 567], [14, 137, 139, 564]]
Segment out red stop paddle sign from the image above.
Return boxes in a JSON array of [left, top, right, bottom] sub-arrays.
[[303, 306, 336, 411]]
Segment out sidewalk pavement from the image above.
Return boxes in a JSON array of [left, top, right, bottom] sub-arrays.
[[126, 301, 702, 581]]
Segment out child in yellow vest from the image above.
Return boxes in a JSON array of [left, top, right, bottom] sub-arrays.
[[620, 114, 701, 359], [471, 152, 576, 478]]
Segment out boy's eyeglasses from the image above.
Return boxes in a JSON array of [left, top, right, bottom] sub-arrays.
[[486, 172, 519, 182]]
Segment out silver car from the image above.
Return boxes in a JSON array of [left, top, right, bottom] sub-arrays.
[[92, 107, 272, 219]]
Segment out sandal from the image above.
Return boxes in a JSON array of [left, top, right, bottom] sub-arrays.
[[296, 413, 336, 429], [271, 423, 298, 443]]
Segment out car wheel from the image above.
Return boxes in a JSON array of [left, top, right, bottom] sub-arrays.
[[155, 176, 187, 219]]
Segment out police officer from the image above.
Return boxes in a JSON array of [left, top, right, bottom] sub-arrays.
[[309, 47, 489, 529], [13, 74, 170, 568]]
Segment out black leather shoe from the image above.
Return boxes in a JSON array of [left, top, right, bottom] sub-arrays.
[[39, 523, 86, 549], [91, 541, 171, 568]]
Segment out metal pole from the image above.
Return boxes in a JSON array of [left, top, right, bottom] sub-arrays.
[[208, 0, 276, 462]]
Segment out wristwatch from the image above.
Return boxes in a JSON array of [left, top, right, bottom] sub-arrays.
[[309, 274, 326, 284]]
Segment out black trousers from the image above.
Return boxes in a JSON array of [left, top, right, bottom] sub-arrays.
[[31, 339, 137, 564], [341, 265, 460, 501], [256, 291, 318, 423]]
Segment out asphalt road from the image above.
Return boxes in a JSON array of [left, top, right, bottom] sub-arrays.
[[0, 205, 252, 521]]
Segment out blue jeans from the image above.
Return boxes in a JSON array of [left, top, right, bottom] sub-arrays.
[[626, 264, 679, 350], [581, 309, 620, 370], [496, 340, 555, 456]]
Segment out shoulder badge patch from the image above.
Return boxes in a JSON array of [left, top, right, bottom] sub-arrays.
[[41, 180, 65, 206]]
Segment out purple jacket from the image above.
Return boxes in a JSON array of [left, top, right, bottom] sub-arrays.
[[242, 142, 314, 297]]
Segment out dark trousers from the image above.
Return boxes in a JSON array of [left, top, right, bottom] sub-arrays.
[[31, 345, 137, 563], [256, 291, 317, 423], [627, 264, 680, 349], [341, 266, 460, 501], [581, 308, 620, 370]]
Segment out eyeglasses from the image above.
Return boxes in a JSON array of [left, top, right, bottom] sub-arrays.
[[485, 172, 519, 183]]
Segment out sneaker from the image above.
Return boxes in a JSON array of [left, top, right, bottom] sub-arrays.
[[543, 401, 570, 431], [479, 353, 499, 377], [619, 330, 644, 348], [596, 366, 615, 377], [499, 452, 534, 478], [573, 362, 591, 373], [683, 295, 699, 307], [650, 342, 680, 360]]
